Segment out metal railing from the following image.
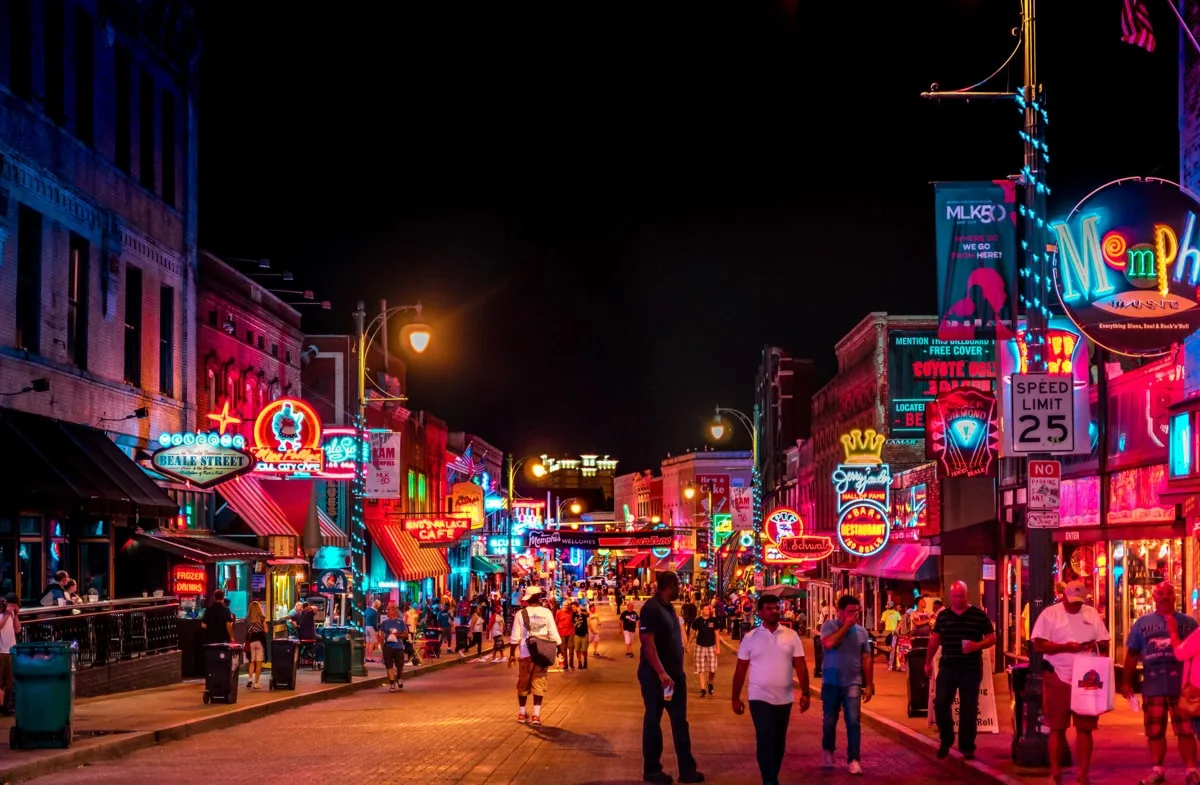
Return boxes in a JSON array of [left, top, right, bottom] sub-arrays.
[[17, 597, 180, 668]]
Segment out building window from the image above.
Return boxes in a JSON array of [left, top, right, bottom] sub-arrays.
[[407, 470, 416, 510], [9, 0, 32, 98], [285, 350, 292, 365], [271, 343, 278, 358], [208, 309, 217, 327], [245, 330, 253, 344], [74, 7, 94, 145], [15, 205, 42, 354], [257, 335, 264, 350], [159, 285, 174, 396], [114, 46, 132, 173], [44, 0, 65, 122], [160, 90, 175, 207], [123, 265, 142, 385], [67, 233, 89, 370], [138, 69, 155, 191], [418, 473, 428, 512]]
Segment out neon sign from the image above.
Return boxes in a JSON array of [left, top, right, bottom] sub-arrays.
[[152, 430, 253, 488], [892, 484, 927, 541], [317, 426, 372, 480], [831, 428, 892, 557], [250, 398, 325, 477], [171, 564, 207, 596], [401, 515, 472, 547], [1052, 177, 1200, 356], [925, 387, 1000, 478], [763, 507, 833, 564]]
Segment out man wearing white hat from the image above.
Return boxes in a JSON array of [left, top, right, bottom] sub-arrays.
[[509, 586, 561, 726]]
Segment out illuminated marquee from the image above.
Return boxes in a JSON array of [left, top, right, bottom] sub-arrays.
[[401, 515, 472, 547], [250, 398, 325, 477], [1052, 177, 1200, 357], [152, 430, 253, 488], [317, 426, 372, 480], [171, 564, 207, 596], [925, 387, 1000, 479], [832, 428, 892, 557], [763, 508, 833, 564]]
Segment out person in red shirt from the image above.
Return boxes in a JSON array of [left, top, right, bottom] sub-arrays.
[[556, 601, 577, 670]]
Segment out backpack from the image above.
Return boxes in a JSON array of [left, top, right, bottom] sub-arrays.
[[522, 608, 557, 668]]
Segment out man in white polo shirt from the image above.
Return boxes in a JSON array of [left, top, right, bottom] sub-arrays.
[[731, 594, 811, 785]]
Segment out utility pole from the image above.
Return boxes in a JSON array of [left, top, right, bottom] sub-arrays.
[[922, 0, 1051, 765]]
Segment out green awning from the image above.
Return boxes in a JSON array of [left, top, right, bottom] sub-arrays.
[[471, 555, 502, 574]]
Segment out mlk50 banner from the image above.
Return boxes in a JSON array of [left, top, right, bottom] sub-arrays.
[[365, 432, 401, 498], [935, 181, 1018, 341]]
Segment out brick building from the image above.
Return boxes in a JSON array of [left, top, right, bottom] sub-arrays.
[[755, 345, 815, 516], [0, 0, 202, 605]]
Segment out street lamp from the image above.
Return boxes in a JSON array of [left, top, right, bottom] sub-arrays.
[[350, 300, 431, 676], [505, 454, 546, 615], [554, 498, 583, 523], [709, 405, 762, 593]]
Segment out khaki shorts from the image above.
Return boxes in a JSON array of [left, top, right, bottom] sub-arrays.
[[247, 641, 265, 663], [574, 635, 588, 653], [517, 657, 548, 697], [1043, 670, 1099, 732]]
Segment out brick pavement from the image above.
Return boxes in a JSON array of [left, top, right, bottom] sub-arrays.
[[25, 603, 956, 784]]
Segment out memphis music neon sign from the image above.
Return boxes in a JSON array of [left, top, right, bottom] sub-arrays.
[[831, 428, 892, 557], [1052, 178, 1200, 357], [250, 398, 325, 477]]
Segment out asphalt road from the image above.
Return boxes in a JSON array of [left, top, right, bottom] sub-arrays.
[[31, 607, 956, 784]]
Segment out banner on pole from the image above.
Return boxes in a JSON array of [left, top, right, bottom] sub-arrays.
[[934, 181, 1019, 342]]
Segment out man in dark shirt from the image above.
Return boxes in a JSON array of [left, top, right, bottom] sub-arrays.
[[639, 571, 704, 784], [620, 600, 640, 659], [201, 589, 234, 644], [925, 581, 997, 760], [572, 602, 591, 670]]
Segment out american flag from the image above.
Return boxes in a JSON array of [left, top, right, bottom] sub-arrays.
[[1121, 0, 1157, 52]]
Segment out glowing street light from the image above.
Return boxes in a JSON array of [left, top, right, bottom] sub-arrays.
[[402, 323, 433, 354], [709, 416, 727, 441], [683, 486, 696, 500], [570, 502, 582, 515]]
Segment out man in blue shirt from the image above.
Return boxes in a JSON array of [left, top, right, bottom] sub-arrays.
[[819, 594, 874, 775], [378, 603, 410, 692], [1121, 581, 1199, 785]]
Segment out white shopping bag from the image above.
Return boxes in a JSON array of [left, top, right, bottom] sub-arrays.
[[1069, 654, 1115, 717]]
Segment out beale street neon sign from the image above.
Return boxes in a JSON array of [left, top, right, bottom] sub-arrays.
[[832, 428, 892, 557]]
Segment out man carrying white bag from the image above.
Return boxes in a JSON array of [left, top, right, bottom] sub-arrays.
[[1031, 580, 1111, 785]]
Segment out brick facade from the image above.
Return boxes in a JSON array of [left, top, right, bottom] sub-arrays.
[[0, 0, 198, 447]]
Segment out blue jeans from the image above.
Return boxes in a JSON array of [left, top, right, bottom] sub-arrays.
[[821, 683, 862, 762]]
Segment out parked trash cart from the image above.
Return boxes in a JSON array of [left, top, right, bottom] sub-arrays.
[[203, 642, 243, 704], [270, 638, 299, 690], [320, 627, 352, 684], [10, 641, 76, 749]]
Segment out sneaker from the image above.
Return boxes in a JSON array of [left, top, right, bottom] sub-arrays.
[[247, 681, 253, 689], [848, 761, 863, 776], [677, 773, 705, 784], [937, 743, 951, 759], [530, 716, 542, 726], [516, 712, 527, 724], [388, 682, 397, 692], [821, 751, 835, 769], [699, 689, 706, 698], [396, 680, 403, 689], [1140, 773, 1167, 785], [707, 684, 714, 695]]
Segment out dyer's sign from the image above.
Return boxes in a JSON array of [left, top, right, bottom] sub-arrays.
[[1052, 177, 1200, 357]]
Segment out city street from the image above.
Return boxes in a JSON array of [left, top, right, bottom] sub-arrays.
[[28, 609, 951, 784]]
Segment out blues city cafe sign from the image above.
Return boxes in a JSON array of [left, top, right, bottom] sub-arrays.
[[763, 507, 834, 564], [925, 387, 1000, 479], [526, 529, 675, 551], [250, 398, 326, 477], [1052, 177, 1200, 357], [831, 428, 892, 557]]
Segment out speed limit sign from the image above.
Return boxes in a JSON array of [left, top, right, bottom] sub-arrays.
[[1010, 373, 1075, 454]]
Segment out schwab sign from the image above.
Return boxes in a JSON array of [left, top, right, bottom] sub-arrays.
[[1052, 177, 1200, 357], [526, 530, 674, 551]]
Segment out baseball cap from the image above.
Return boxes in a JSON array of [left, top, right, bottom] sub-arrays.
[[522, 585, 544, 601], [1063, 581, 1087, 602]]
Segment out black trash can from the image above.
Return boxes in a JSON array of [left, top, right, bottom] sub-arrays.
[[321, 628, 353, 684], [270, 638, 299, 690], [455, 624, 469, 652], [812, 634, 824, 678], [905, 647, 929, 717], [203, 643, 242, 704], [731, 620, 743, 641]]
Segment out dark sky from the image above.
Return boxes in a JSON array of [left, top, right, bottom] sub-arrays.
[[194, 1, 1180, 470]]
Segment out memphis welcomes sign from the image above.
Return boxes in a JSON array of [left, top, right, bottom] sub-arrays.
[[1052, 177, 1200, 357]]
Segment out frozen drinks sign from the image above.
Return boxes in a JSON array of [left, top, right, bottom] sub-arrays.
[[1052, 177, 1200, 357]]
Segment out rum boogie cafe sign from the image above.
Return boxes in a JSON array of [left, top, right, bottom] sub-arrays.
[[152, 431, 253, 488], [1052, 177, 1200, 357], [527, 530, 674, 551]]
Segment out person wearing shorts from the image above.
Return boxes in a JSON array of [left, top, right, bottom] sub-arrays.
[[1031, 580, 1110, 785], [573, 601, 591, 670], [588, 611, 602, 657], [364, 599, 381, 662], [378, 603, 409, 691], [243, 601, 268, 690], [620, 600, 640, 658], [509, 587, 561, 726]]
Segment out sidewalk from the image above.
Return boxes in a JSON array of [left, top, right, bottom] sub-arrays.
[[721, 632, 1182, 785], [0, 644, 472, 784]]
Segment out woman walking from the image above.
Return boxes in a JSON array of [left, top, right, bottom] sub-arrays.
[[244, 601, 268, 690]]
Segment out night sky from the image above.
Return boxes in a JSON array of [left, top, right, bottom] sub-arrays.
[[195, 1, 1180, 470]]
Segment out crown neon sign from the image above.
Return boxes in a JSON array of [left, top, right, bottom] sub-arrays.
[[831, 428, 892, 557]]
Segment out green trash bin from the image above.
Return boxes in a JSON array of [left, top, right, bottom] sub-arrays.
[[320, 627, 352, 684], [10, 641, 76, 750]]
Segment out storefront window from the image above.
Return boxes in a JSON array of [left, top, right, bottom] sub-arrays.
[[1112, 538, 1184, 660], [79, 541, 110, 598], [1005, 555, 1029, 659], [18, 541, 41, 605], [217, 561, 250, 618], [272, 571, 295, 620], [1060, 543, 1108, 630]]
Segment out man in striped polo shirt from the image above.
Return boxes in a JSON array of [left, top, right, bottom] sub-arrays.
[[924, 580, 996, 760]]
